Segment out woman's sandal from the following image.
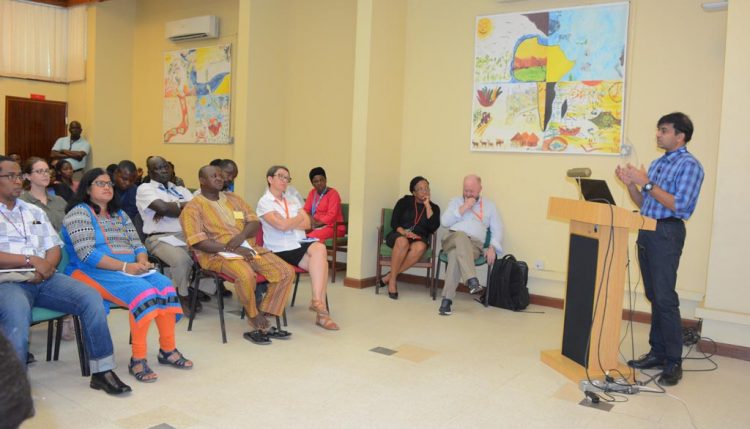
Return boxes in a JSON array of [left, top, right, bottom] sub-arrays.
[[316, 312, 340, 331], [243, 330, 272, 345], [309, 299, 328, 313], [157, 349, 193, 370], [129, 358, 158, 382]]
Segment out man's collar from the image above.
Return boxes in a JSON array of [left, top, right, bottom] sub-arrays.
[[0, 197, 23, 212]]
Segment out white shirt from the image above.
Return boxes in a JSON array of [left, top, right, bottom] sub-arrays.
[[51, 136, 91, 171], [441, 196, 503, 254], [136, 181, 193, 234], [256, 189, 305, 252], [0, 199, 61, 257]]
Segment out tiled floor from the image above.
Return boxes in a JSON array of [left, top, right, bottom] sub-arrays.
[[22, 279, 750, 428]]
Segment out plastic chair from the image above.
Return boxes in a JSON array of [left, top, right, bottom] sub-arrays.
[[433, 228, 496, 304], [374, 208, 437, 296], [324, 202, 348, 282]]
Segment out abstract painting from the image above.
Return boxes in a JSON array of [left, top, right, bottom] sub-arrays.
[[163, 44, 232, 144], [471, 3, 628, 154]]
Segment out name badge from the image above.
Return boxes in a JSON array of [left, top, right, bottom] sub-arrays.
[[233, 211, 244, 220]]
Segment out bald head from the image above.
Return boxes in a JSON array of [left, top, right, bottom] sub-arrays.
[[463, 174, 482, 200], [198, 165, 216, 180]]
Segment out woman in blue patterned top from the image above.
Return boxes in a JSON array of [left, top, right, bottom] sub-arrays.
[[62, 168, 193, 383]]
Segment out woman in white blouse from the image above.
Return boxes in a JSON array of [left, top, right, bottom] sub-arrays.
[[256, 165, 339, 330]]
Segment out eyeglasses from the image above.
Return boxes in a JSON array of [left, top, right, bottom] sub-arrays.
[[32, 168, 51, 175], [92, 180, 115, 188], [274, 174, 292, 183], [0, 174, 24, 182]]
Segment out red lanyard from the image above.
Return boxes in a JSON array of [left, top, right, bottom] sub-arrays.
[[0, 206, 29, 243], [274, 197, 290, 219], [413, 198, 426, 227], [470, 199, 483, 221]]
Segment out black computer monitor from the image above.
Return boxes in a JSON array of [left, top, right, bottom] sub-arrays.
[[579, 179, 616, 205]]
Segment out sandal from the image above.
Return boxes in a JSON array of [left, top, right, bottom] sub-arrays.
[[266, 326, 292, 340], [157, 349, 193, 369], [129, 358, 158, 382], [309, 299, 328, 314], [243, 330, 272, 345], [316, 312, 340, 331]]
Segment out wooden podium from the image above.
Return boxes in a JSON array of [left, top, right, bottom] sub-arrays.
[[541, 197, 655, 382]]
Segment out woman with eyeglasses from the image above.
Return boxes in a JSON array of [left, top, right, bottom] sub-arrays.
[[257, 165, 339, 330], [51, 159, 76, 201], [61, 168, 192, 383], [19, 157, 67, 232], [379, 176, 440, 300]]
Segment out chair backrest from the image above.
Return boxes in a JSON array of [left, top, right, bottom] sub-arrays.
[[57, 231, 69, 273], [483, 228, 492, 249], [341, 203, 349, 223], [381, 208, 394, 239]]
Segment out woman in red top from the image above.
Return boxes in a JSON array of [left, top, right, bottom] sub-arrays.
[[303, 167, 346, 241]]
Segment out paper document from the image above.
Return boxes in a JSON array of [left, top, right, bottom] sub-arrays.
[[218, 242, 258, 259], [122, 269, 157, 278], [157, 235, 187, 247], [0, 268, 36, 273], [299, 237, 319, 243]]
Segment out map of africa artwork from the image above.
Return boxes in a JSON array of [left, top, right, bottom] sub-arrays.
[[471, 2, 628, 154], [163, 44, 232, 144]]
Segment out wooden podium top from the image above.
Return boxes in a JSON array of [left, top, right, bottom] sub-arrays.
[[548, 197, 655, 231]]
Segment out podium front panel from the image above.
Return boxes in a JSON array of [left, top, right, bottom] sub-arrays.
[[562, 234, 598, 367]]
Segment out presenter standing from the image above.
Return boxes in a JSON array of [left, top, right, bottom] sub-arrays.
[[615, 112, 704, 386]]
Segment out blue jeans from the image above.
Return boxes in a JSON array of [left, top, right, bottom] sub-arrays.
[[637, 219, 686, 365], [0, 273, 116, 373]]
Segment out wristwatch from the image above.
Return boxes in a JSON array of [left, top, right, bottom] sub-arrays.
[[643, 182, 654, 193]]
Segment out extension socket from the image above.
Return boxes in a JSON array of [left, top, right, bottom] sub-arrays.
[[580, 380, 640, 395]]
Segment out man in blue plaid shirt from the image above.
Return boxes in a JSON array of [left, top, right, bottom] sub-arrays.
[[615, 112, 704, 387]]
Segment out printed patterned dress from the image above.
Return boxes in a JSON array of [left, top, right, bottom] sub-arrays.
[[61, 204, 182, 327]]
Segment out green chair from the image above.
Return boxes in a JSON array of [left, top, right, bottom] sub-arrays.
[[433, 228, 496, 304], [325, 203, 348, 283], [375, 208, 436, 296]]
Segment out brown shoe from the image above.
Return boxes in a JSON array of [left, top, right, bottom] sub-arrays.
[[179, 295, 202, 317]]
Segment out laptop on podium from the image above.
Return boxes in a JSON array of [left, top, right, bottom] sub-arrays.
[[579, 179, 616, 205]]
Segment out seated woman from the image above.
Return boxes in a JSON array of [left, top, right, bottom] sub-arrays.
[[303, 166, 345, 241], [51, 159, 76, 201], [381, 176, 440, 300], [61, 168, 192, 383], [256, 165, 339, 330], [20, 157, 67, 232]]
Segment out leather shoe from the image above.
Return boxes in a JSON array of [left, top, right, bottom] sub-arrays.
[[627, 352, 665, 369], [90, 370, 132, 395], [658, 362, 683, 386], [179, 295, 202, 317]]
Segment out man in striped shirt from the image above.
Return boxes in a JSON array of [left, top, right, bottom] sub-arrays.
[[615, 112, 704, 386]]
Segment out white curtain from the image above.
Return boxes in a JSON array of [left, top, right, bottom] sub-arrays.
[[0, 0, 87, 82]]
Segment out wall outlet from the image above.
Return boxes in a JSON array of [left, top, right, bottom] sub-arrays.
[[534, 260, 544, 270]]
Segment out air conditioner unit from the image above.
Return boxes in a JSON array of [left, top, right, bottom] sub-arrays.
[[165, 16, 219, 42]]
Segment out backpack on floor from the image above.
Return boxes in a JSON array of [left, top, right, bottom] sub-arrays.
[[485, 254, 529, 311]]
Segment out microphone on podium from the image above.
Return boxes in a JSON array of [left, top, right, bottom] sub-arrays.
[[566, 168, 592, 178]]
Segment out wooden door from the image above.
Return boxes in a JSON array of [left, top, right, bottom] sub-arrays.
[[5, 96, 67, 162]]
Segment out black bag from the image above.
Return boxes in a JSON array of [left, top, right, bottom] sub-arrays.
[[485, 254, 529, 311]]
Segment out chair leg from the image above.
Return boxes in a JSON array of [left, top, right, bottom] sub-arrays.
[[331, 249, 337, 283], [187, 270, 201, 332], [53, 318, 63, 360], [45, 321, 54, 362], [291, 273, 301, 307], [434, 260, 443, 301], [484, 261, 492, 308], [217, 278, 227, 344], [325, 294, 330, 315], [282, 308, 287, 327], [73, 316, 90, 377]]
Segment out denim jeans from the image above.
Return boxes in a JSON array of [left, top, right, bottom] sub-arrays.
[[0, 273, 116, 373], [637, 219, 686, 365]]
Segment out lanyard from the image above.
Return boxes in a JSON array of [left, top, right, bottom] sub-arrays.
[[413, 198, 426, 228], [160, 184, 185, 199], [0, 206, 29, 243], [469, 199, 483, 222], [274, 197, 290, 219], [311, 188, 328, 217]]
